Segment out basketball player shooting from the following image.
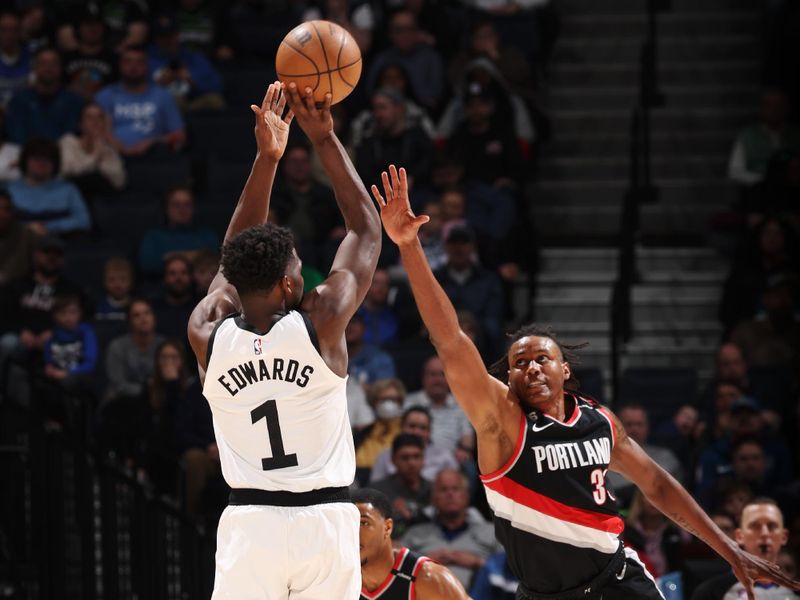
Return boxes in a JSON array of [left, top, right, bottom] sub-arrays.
[[187, 83, 381, 599], [370, 166, 800, 600]]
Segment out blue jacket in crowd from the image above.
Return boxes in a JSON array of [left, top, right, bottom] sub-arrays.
[[44, 322, 99, 375]]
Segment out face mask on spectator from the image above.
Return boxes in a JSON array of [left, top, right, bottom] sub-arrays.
[[375, 399, 402, 421]]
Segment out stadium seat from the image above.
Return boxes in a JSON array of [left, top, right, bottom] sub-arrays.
[[619, 367, 697, 425]]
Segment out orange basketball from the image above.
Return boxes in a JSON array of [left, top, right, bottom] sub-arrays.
[[276, 20, 362, 105]]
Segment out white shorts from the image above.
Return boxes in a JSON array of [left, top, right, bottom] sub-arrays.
[[212, 502, 360, 600]]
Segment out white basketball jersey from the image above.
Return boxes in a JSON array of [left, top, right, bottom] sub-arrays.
[[202, 311, 355, 492]]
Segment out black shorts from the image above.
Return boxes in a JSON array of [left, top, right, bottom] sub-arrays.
[[516, 549, 664, 600]]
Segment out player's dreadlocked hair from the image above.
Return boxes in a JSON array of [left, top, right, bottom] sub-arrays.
[[220, 224, 295, 295], [488, 323, 589, 391]]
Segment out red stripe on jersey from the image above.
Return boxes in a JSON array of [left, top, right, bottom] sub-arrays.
[[596, 407, 616, 449], [409, 556, 431, 600], [563, 401, 581, 425], [361, 547, 408, 599], [479, 413, 526, 482], [484, 475, 625, 534]]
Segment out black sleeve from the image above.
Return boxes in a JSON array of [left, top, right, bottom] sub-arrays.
[[690, 573, 737, 600]]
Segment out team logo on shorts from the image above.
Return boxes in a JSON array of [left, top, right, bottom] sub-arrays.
[[253, 339, 262, 355]]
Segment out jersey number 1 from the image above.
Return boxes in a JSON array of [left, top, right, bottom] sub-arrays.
[[251, 400, 299, 470]]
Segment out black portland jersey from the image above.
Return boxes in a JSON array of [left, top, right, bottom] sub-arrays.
[[480, 393, 624, 595], [361, 547, 431, 600]]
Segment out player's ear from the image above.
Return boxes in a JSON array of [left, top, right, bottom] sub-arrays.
[[385, 517, 394, 540], [563, 361, 571, 381]]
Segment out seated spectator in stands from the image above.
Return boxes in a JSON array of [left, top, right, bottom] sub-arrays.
[[270, 140, 342, 271], [729, 275, 800, 373], [0, 10, 30, 107], [347, 376, 374, 432], [0, 190, 35, 285], [354, 88, 435, 192], [701, 342, 751, 415], [0, 110, 20, 183], [62, 6, 117, 100], [302, 0, 374, 54], [433, 225, 504, 354], [150, 255, 197, 351], [59, 102, 126, 201], [103, 298, 164, 403], [6, 47, 83, 145], [138, 185, 219, 277], [347, 312, 396, 387], [371, 405, 458, 483], [96, 45, 186, 158], [652, 404, 703, 474], [419, 200, 447, 271], [191, 249, 218, 296], [20, 4, 49, 54], [607, 404, 684, 508], [372, 433, 432, 538], [355, 378, 406, 479], [728, 89, 800, 186], [94, 257, 134, 339], [175, 0, 235, 60], [623, 490, 689, 578], [7, 138, 91, 235], [402, 469, 499, 589], [691, 498, 793, 599], [367, 9, 445, 111], [406, 356, 473, 453], [711, 512, 736, 540], [711, 437, 777, 507], [357, 269, 400, 346], [39, 293, 98, 428], [148, 14, 224, 111], [470, 550, 518, 600], [719, 217, 800, 332], [439, 187, 469, 239]]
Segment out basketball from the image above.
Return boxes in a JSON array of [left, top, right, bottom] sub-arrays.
[[275, 20, 362, 106]]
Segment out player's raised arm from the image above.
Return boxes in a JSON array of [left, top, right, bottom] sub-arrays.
[[283, 84, 381, 356], [605, 410, 800, 600], [188, 81, 293, 371], [371, 166, 507, 430]]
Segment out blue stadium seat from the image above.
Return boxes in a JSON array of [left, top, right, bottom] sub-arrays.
[[619, 367, 697, 425]]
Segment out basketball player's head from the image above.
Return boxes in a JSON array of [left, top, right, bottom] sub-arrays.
[[353, 488, 393, 566], [220, 224, 303, 309], [492, 324, 585, 412], [736, 497, 788, 564]]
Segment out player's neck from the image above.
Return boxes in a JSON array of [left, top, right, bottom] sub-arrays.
[[361, 547, 397, 592], [240, 296, 286, 332]]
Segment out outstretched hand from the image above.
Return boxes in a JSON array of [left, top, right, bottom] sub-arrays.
[[282, 82, 334, 145], [730, 547, 800, 600], [370, 165, 429, 247], [251, 81, 294, 161]]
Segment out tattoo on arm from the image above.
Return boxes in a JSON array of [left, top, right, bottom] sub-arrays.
[[669, 512, 707, 544]]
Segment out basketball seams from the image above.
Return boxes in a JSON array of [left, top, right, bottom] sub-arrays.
[[276, 57, 362, 79], [337, 58, 361, 89], [279, 39, 321, 92], [310, 21, 334, 97], [334, 25, 357, 89]]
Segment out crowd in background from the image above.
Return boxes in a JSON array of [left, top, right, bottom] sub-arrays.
[[0, 1, 798, 598]]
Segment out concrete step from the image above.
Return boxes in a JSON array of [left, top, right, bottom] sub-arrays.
[[632, 319, 722, 335], [562, 11, 760, 37], [547, 85, 757, 111], [632, 283, 721, 299], [531, 178, 734, 205], [547, 131, 732, 157], [535, 292, 612, 323], [539, 247, 619, 272], [551, 108, 749, 137], [538, 155, 726, 180], [549, 60, 760, 87], [559, 0, 755, 15], [638, 247, 727, 272]]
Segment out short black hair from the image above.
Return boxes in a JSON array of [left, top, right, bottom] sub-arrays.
[[220, 224, 295, 296], [489, 323, 587, 390], [392, 433, 424, 455], [401, 406, 431, 425], [731, 435, 765, 456], [352, 488, 393, 520], [20, 137, 61, 174], [52, 293, 82, 314]]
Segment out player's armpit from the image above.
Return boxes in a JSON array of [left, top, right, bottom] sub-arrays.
[[414, 561, 471, 600]]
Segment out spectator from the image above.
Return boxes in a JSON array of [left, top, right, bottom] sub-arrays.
[[433, 225, 504, 355], [347, 312, 397, 387], [623, 490, 688, 578], [96, 45, 186, 158], [728, 89, 800, 186], [6, 47, 84, 145], [355, 378, 406, 476], [103, 298, 164, 403], [372, 433, 432, 538], [354, 88, 435, 192], [691, 498, 793, 599], [358, 269, 400, 346], [0, 110, 21, 182], [175, 0, 236, 60], [0, 10, 30, 106], [0, 190, 36, 285], [652, 404, 704, 474], [62, 5, 117, 100], [607, 404, 684, 508], [270, 140, 341, 271], [402, 469, 499, 589], [419, 199, 447, 271], [191, 249, 218, 296], [714, 437, 774, 500], [367, 9, 445, 111], [347, 376, 374, 431], [470, 551, 518, 600], [371, 405, 459, 483], [301, 0, 374, 54], [39, 293, 98, 429], [148, 14, 224, 111], [20, 4, 49, 55], [138, 185, 219, 277], [406, 356, 473, 453], [711, 513, 736, 540], [7, 137, 92, 235], [59, 102, 127, 199], [150, 255, 197, 351], [94, 256, 134, 324]]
